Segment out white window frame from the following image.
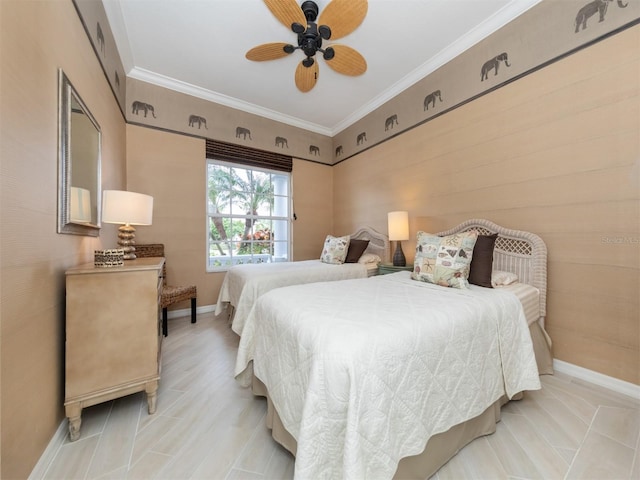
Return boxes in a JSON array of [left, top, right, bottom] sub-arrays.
[[206, 159, 292, 272]]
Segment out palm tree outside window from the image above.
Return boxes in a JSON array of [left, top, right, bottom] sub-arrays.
[[206, 159, 291, 271]]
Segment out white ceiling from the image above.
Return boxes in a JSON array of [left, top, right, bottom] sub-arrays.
[[103, 0, 541, 136]]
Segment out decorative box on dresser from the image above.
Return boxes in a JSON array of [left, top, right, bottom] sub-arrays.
[[64, 257, 164, 441]]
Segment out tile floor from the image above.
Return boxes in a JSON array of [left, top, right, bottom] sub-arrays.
[[33, 311, 639, 479]]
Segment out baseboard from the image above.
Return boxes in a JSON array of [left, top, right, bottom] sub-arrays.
[[166, 304, 215, 320], [28, 420, 67, 479], [553, 359, 640, 400]]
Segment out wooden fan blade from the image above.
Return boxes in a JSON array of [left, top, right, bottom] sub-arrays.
[[246, 42, 292, 61], [295, 60, 319, 92], [325, 45, 367, 76], [264, 0, 307, 32], [318, 0, 368, 40]]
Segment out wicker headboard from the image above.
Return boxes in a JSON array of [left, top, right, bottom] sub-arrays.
[[437, 219, 548, 321], [351, 226, 390, 263]]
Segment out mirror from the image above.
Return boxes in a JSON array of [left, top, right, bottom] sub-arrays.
[[57, 69, 101, 236]]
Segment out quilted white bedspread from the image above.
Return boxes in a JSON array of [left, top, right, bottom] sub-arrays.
[[215, 259, 368, 336], [235, 272, 541, 480]]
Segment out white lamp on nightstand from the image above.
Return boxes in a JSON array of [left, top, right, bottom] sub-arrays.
[[102, 190, 153, 260], [388, 211, 409, 267]]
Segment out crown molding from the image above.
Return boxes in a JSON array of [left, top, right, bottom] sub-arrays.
[[128, 67, 333, 137]]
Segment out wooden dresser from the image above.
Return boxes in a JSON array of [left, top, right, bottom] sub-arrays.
[[64, 257, 164, 441]]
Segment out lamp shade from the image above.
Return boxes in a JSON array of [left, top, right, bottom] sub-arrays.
[[387, 211, 409, 241], [102, 190, 153, 225], [70, 186, 92, 223]]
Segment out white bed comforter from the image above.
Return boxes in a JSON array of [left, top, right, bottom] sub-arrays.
[[215, 259, 368, 335], [235, 272, 541, 480]]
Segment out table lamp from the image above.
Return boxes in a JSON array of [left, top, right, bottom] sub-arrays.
[[388, 211, 409, 266], [102, 190, 153, 260]]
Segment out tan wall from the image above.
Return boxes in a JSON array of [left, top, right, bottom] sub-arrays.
[[0, 1, 127, 478], [292, 159, 334, 260], [125, 125, 221, 308], [334, 26, 639, 384], [126, 126, 334, 309]]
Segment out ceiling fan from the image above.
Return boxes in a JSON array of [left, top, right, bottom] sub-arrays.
[[246, 0, 368, 92]]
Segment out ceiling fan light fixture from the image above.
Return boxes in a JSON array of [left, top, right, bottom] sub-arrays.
[[322, 47, 335, 61], [248, 0, 368, 92], [291, 22, 305, 34], [318, 24, 331, 40]]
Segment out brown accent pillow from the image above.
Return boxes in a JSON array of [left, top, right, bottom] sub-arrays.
[[468, 234, 498, 288], [344, 239, 370, 263]]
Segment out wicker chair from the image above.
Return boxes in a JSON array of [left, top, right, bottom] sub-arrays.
[[135, 244, 197, 336]]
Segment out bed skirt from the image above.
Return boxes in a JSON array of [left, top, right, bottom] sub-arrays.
[[251, 375, 512, 479], [531, 321, 553, 375]]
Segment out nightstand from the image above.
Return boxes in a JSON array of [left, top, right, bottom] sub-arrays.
[[377, 263, 414, 275]]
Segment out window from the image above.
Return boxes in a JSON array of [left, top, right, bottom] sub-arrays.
[[206, 159, 291, 271]]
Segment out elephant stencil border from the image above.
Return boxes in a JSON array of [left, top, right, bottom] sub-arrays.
[[575, 0, 629, 33], [188, 115, 208, 130], [481, 53, 511, 81], [131, 101, 157, 118]]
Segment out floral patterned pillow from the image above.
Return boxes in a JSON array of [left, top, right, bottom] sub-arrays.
[[320, 235, 351, 264], [411, 230, 478, 289]]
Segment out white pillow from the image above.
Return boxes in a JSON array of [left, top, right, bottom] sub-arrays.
[[320, 235, 350, 264], [358, 253, 381, 265], [491, 270, 518, 287]]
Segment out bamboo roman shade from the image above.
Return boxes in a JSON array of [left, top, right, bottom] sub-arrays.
[[205, 139, 292, 173]]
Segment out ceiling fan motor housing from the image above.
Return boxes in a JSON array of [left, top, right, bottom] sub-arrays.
[[295, 1, 332, 66], [299, 23, 321, 57]]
